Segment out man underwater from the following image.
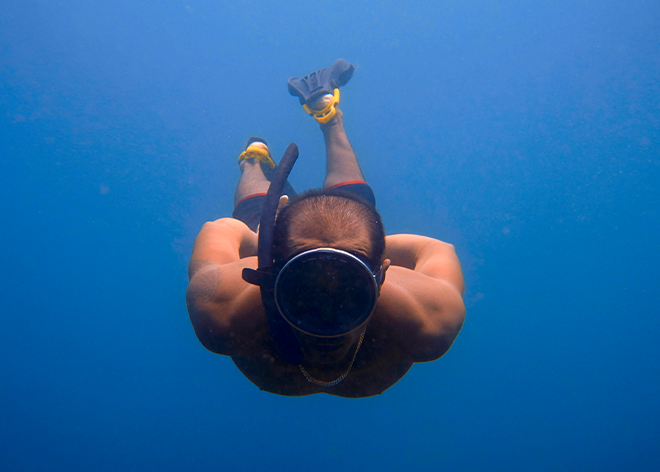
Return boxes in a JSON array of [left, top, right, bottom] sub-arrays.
[[186, 60, 465, 397]]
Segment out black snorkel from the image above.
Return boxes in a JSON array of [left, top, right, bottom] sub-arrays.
[[242, 143, 304, 365]]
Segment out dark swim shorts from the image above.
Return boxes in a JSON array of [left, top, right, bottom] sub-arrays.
[[232, 181, 377, 232]]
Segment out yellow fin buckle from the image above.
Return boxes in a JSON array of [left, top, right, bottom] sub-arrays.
[[302, 88, 340, 124], [238, 146, 276, 169]]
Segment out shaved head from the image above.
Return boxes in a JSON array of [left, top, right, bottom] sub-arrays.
[[272, 189, 386, 269]]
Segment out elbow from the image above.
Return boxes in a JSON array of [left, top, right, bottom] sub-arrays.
[[194, 326, 229, 355], [415, 329, 462, 362], [188, 312, 233, 355], [413, 328, 462, 362], [186, 288, 232, 355], [187, 309, 224, 355], [413, 305, 465, 362]]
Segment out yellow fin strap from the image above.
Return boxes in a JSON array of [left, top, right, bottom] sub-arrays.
[[238, 146, 276, 169], [302, 88, 340, 124]]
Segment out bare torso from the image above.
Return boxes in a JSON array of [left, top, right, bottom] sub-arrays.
[[186, 219, 465, 398]]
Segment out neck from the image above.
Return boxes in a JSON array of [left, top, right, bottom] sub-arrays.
[[298, 329, 366, 387]]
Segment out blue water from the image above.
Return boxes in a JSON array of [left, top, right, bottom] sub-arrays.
[[1, 1, 658, 470]]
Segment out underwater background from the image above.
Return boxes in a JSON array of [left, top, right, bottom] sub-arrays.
[[1, 0, 658, 470]]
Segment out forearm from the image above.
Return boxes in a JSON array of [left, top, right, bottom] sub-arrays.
[[385, 234, 464, 294], [378, 270, 465, 361], [384, 234, 438, 270], [189, 218, 258, 279]]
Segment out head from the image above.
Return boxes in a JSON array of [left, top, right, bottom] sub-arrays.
[[272, 188, 386, 270], [271, 189, 388, 363]]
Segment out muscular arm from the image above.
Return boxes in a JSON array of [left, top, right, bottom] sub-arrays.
[[378, 234, 465, 363], [187, 217, 258, 279], [186, 218, 269, 357]]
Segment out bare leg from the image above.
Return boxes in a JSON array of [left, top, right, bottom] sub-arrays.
[[320, 109, 366, 189], [233, 143, 270, 208]]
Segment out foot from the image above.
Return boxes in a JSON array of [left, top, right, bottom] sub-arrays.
[[237, 137, 298, 198], [238, 137, 276, 178], [304, 88, 341, 124], [308, 93, 334, 112], [288, 59, 354, 124]]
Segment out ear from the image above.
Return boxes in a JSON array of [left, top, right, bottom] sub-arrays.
[[277, 195, 289, 216], [261, 195, 288, 234], [377, 259, 391, 287]]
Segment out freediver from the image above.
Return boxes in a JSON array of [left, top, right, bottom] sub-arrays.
[[186, 59, 465, 397]]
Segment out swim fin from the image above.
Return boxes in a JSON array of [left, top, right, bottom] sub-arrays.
[[288, 59, 355, 106]]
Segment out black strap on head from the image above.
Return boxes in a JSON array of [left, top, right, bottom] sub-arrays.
[[242, 143, 304, 365]]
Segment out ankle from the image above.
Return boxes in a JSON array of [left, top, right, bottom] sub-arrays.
[[320, 108, 343, 128], [303, 89, 342, 124], [238, 139, 275, 173]]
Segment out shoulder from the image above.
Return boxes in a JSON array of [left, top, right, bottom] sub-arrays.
[[376, 275, 465, 362], [186, 255, 270, 357]]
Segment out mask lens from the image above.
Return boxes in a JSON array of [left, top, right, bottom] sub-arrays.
[[275, 250, 378, 337]]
